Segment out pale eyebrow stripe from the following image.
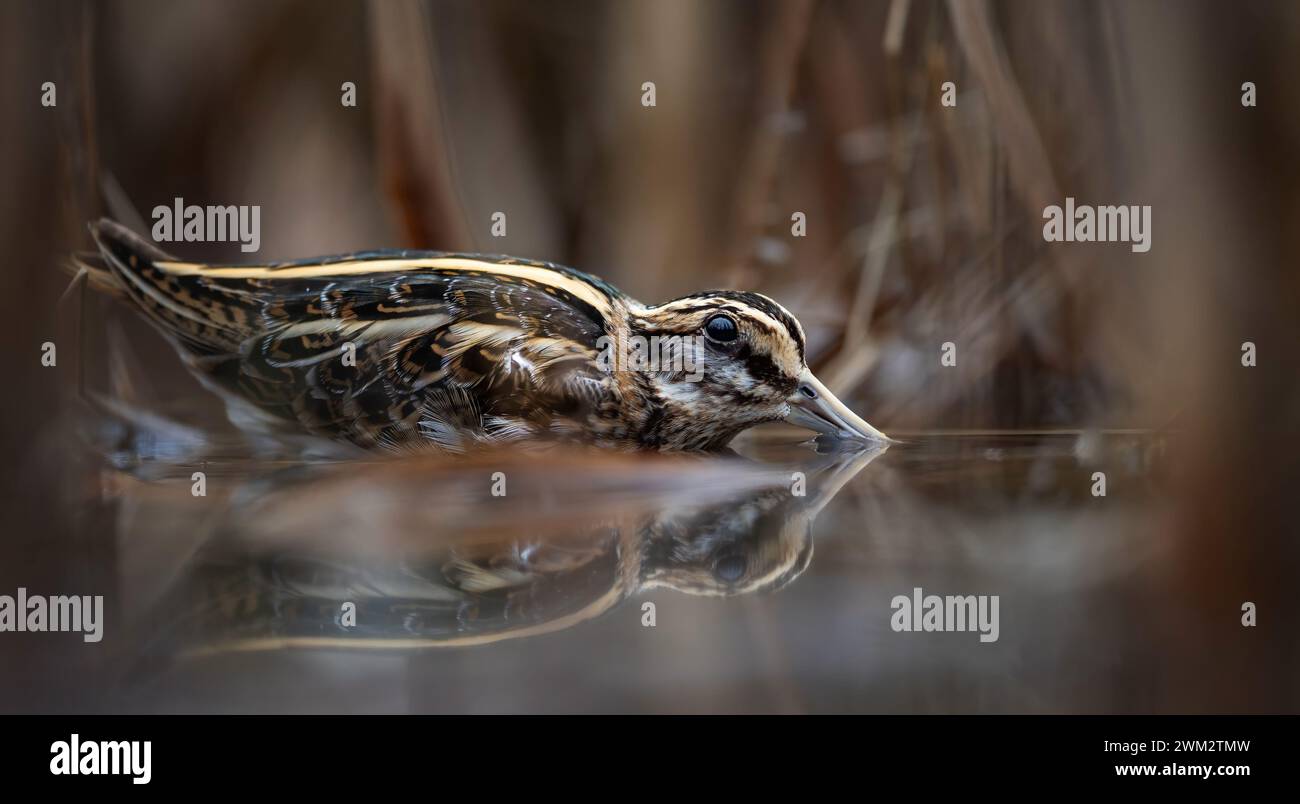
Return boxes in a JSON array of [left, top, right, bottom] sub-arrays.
[[154, 257, 614, 318], [692, 297, 797, 344], [641, 300, 795, 355]]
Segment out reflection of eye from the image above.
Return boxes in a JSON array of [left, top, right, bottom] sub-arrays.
[[713, 554, 746, 582], [704, 314, 738, 343]]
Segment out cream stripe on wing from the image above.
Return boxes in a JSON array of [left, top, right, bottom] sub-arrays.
[[153, 257, 614, 319], [272, 314, 455, 340]]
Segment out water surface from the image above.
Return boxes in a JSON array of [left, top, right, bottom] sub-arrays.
[[56, 428, 1206, 713]]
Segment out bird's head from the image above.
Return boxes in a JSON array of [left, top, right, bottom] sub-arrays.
[[617, 290, 888, 450]]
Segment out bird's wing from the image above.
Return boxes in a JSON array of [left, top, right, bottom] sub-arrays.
[[87, 220, 619, 450]]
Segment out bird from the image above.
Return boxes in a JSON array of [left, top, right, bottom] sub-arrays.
[[74, 219, 887, 453]]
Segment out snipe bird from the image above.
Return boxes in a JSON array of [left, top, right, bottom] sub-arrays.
[[76, 220, 887, 452]]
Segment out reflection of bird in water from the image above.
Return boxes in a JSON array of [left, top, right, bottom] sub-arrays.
[[123, 445, 884, 663], [75, 220, 885, 453]]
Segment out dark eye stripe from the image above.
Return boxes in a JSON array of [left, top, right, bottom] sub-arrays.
[[742, 349, 795, 390]]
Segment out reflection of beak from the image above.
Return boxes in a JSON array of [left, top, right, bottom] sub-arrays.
[[796, 443, 887, 517], [784, 368, 890, 444]]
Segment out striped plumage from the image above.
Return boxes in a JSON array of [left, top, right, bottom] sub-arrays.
[[76, 220, 886, 453]]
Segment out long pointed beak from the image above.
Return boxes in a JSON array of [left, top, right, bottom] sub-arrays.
[[784, 368, 890, 444]]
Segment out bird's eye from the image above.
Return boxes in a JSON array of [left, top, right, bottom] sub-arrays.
[[713, 554, 746, 583], [704, 314, 738, 343]]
